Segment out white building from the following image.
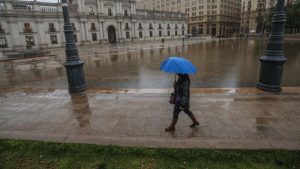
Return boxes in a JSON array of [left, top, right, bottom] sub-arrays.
[[0, 0, 187, 51]]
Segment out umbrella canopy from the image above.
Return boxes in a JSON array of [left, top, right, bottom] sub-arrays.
[[160, 56, 197, 75]]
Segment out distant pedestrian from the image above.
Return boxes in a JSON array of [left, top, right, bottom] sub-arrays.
[[165, 73, 199, 132]]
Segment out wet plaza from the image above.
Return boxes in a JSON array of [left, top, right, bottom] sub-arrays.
[[1, 38, 300, 89], [0, 38, 300, 149]]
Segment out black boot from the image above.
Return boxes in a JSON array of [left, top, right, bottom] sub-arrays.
[[165, 118, 178, 132], [188, 113, 199, 128]]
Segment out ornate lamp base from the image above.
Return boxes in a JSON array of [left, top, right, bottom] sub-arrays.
[[256, 55, 287, 92]]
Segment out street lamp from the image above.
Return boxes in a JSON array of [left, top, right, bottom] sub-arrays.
[[256, 0, 287, 92], [61, 0, 87, 93]]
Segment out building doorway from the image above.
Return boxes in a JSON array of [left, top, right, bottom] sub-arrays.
[[107, 26, 116, 43]]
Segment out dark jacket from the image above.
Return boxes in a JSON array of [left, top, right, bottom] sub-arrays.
[[174, 75, 190, 106]]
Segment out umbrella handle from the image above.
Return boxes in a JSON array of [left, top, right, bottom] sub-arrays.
[[174, 74, 176, 85]]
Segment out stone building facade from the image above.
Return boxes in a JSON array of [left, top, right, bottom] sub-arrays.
[[239, 0, 276, 34], [0, 0, 186, 51], [137, 0, 241, 37], [186, 0, 241, 37], [137, 0, 185, 13]]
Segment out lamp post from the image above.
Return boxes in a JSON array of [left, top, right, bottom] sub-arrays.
[[61, 0, 87, 93], [256, 0, 287, 92]]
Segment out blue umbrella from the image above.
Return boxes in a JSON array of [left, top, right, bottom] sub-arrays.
[[160, 56, 197, 74]]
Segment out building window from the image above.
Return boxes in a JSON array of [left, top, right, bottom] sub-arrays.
[[138, 23, 143, 29], [72, 23, 76, 31], [149, 23, 153, 29], [124, 9, 128, 16], [0, 24, 4, 33], [92, 33, 97, 41], [149, 31, 153, 37], [0, 37, 8, 48], [159, 31, 162, 37], [182, 30, 184, 35], [167, 31, 170, 36], [126, 32, 130, 39], [175, 31, 177, 36], [25, 36, 35, 46], [139, 31, 143, 38], [91, 23, 96, 31], [108, 8, 112, 16], [125, 23, 130, 30], [49, 23, 56, 32], [24, 23, 32, 33], [74, 34, 77, 42], [50, 35, 58, 44], [158, 23, 162, 29]]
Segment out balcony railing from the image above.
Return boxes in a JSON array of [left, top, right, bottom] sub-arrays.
[[91, 27, 97, 31], [24, 28, 32, 33], [0, 29, 5, 33]]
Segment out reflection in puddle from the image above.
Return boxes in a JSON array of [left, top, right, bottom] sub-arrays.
[[70, 93, 92, 128], [0, 38, 299, 89]]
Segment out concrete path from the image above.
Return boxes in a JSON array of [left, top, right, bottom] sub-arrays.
[[0, 87, 299, 150]]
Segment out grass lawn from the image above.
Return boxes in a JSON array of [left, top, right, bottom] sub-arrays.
[[0, 139, 299, 169]]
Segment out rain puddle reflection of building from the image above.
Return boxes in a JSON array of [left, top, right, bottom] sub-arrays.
[[0, 38, 299, 89]]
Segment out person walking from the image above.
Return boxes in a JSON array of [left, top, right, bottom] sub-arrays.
[[165, 73, 199, 132]]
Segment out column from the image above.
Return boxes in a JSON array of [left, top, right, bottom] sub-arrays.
[[98, 21, 103, 41], [119, 22, 123, 39], [59, 21, 65, 46], [7, 22, 16, 49], [117, 1, 122, 15], [78, 0, 83, 12], [100, 0, 105, 14], [101, 22, 106, 40], [131, 4, 135, 15], [80, 22, 86, 43], [131, 22, 134, 40], [133, 22, 136, 38], [97, 0, 102, 13], [84, 22, 89, 42], [81, 0, 86, 12]]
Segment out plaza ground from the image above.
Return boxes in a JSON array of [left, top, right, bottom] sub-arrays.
[[0, 87, 299, 150], [0, 38, 299, 168]]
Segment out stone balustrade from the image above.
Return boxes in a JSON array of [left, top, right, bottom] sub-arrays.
[[0, 0, 185, 21]]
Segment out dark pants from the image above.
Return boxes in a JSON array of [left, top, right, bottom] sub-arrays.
[[173, 104, 193, 120]]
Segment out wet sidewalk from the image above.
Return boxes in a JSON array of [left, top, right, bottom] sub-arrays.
[[0, 87, 299, 150]]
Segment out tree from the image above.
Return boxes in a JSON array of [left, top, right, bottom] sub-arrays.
[[286, 0, 300, 33], [266, 0, 300, 34]]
